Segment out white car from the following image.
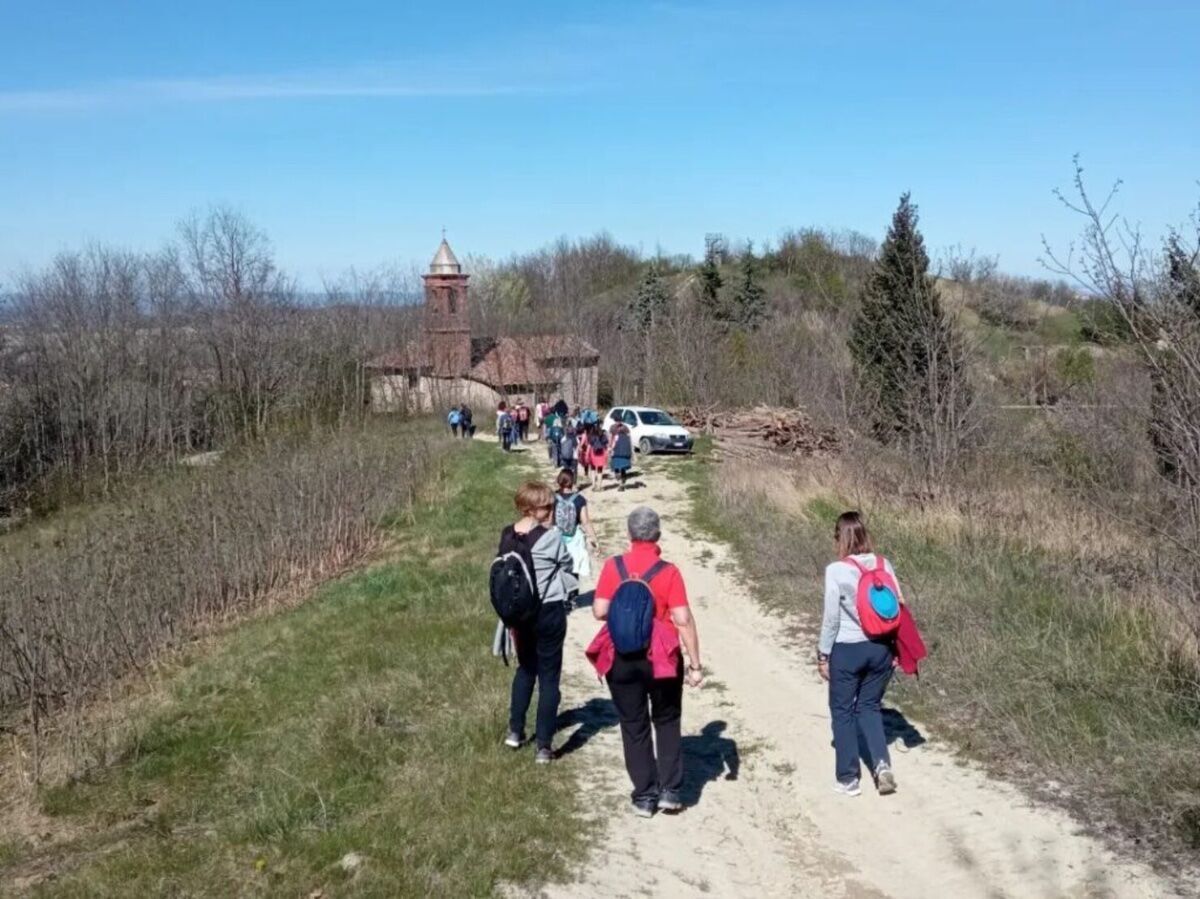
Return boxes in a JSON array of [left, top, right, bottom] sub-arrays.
[[602, 406, 695, 455]]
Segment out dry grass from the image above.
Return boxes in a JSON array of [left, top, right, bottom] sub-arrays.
[[679, 442, 1200, 871], [0, 418, 448, 785]]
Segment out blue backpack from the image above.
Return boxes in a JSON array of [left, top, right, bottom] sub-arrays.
[[608, 556, 667, 654]]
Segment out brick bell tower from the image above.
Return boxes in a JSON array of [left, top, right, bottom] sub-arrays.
[[423, 237, 471, 376]]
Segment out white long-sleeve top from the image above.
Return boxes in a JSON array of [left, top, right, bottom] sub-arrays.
[[819, 553, 901, 655]]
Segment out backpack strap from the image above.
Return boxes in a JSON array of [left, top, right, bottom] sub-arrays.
[[614, 555, 629, 581], [874, 554, 886, 572], [642, 560, 668, 584], [842, 555, 868, 576]]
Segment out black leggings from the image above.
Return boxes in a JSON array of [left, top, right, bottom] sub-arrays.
[[509, 602, 567, 748]]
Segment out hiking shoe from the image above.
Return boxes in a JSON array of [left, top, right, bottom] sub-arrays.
[[657, 790, 684, 812], [833, 778, 862, 797], [535, 747, 555, 765], [632, 799, 657, 818], [504, 731, 524, 749], [875, 763, 897, 795]]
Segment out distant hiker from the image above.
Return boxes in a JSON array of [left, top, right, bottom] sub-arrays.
[[555, 469, 598, 581], [578, 425, 595, 483], [818, 511, 907, 797], [492, 481, 578, 763], [559, 425, 578, 478], [516, 401, 531, 443], [546, 410, 565, 467], [588, 427, 609, 490], [460, 404, 475, 438], [610, 423, 634, 491], [448, 406, 461, 437], [497, 402, 516, 452], [587, 506, 703, 817], [536, 399, 550, 438]]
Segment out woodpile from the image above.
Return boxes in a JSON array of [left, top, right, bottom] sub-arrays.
[[677, 406, 840, 457]]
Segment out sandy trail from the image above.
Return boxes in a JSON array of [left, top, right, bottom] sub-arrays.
[[503, 441, 1183, 899]]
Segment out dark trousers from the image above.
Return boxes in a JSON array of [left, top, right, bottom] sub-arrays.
[[450, 423, 459, 437], [548, 440, 560, 467], [606, 653, 684, 802], [829, 640, 894, 783], [509, 601, 567, 749]]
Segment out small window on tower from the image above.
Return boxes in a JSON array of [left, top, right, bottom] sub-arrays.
[[448, 291, 457, 315]]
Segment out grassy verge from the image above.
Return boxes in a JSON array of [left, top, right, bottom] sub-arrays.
[[670, 442, 1200, 865], [0, 441, 586, 897]]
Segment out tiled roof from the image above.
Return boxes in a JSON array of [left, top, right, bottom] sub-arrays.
[[520, 334, 599, 360], [469, 337, 556, 387]]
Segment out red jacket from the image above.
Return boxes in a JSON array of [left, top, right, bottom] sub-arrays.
[[895, 604, 928, 676], [585, 621, 681, 680]]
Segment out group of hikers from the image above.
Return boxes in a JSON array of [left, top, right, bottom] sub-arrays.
[[453, 397, 638, 490], [489, 465, 926, 817], [446, 403, 476, 439]]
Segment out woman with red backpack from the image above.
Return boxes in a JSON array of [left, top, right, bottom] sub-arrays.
[[818, 511, 906, 798]]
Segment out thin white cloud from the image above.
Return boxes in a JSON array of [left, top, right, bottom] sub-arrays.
[[0, 69, 546, 113]]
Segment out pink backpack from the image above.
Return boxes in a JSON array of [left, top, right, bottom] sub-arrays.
[[844, 555, 902, 638]]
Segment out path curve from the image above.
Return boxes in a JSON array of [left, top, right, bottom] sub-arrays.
[[511, 443, 1184, 898]]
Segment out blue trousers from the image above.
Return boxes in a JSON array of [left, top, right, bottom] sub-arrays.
[[829, 640, 894, 783]]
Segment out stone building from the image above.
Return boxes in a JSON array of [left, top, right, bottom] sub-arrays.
[[368, 239, 599, 413]]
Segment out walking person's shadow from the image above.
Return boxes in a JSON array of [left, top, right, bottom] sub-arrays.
[[678, 720, 740, 809], [555, 697, 620, 757]]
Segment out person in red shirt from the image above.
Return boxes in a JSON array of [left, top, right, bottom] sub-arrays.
[[593, 506, 703, 817]]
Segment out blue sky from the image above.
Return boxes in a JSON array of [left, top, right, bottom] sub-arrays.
[[1, 0, 1197, 286]]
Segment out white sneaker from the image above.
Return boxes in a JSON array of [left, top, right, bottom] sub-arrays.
[[875, 763, 897, 795], [833, 778, 862, 797]]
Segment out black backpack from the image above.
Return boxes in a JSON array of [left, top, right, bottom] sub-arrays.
[[489, 525, 545, 627]]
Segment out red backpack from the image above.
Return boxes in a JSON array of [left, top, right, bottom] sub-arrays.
[[844, 555, 902, 638]]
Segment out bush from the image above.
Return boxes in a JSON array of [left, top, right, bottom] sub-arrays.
[[0, 419, 445, 776]]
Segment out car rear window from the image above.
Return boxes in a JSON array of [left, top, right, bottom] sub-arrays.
[[638, 410, 678, 426]]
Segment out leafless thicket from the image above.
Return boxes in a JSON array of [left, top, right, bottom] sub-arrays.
[[0, 420, 441, 781], [0, 208, 420, 513], [1043, 158, 1200, 640]]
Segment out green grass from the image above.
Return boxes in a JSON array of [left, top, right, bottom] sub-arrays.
[[2, 442, 586, 897], [670, 447, 1200, 864]]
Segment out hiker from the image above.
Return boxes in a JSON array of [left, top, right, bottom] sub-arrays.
[[460, 404, 475, 438], [546, 409, 565, 468], [497, 402, 516, 452], [587, 506, 703, 817], [536, 398, 550, 439], [578, 424, 595, 484], [609, 423, 634, 491], [559, 424, 578, 479], [588, 426, 609, 490], [495, 481, 578, 763], [516, 401, 531, 443], [818, 511, 905, 797], [554, 469, 598, 580], [447, 406, 461, 437]]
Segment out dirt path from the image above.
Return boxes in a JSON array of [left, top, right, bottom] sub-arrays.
[[508, 444, 1186, 899]]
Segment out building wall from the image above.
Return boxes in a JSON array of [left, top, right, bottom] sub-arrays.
[[370, 375, 502, 414], [542, 362, 599, 410]]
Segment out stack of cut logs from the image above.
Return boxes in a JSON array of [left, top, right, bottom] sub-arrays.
[[676, 405, 840, 458]]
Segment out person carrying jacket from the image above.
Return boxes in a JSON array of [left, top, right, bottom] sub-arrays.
[[592, 506, 703, 818], [818, 511, 903, 797], [502, 481, 578, 763]]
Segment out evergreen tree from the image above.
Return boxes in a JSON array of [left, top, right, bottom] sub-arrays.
[[1149, 234, 1200, 480], [698, 234, 726, 322], [850, 193, 969, 446], [629, 263, 669, 334], [732, 242, 767, 330]]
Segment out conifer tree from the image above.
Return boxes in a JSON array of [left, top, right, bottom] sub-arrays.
[[850, 193, 970, 448], [732, 242, 767, 330], [629, 263, 669, 334], [1149, 234, 1200, 480], [698, 235, 726, 322]]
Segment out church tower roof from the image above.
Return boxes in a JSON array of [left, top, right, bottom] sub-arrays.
[[429, 238, 462, 275]]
